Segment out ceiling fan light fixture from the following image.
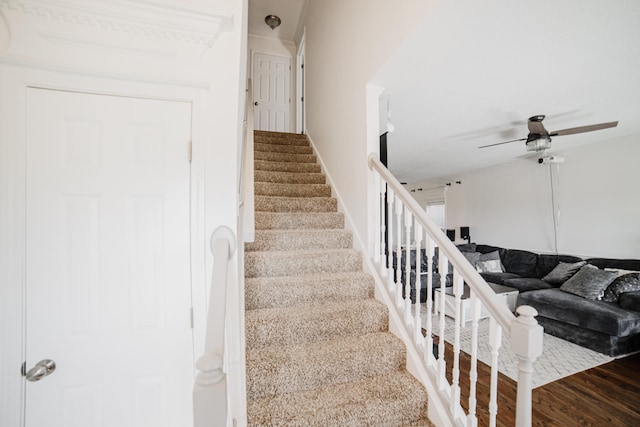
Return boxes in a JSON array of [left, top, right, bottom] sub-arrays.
[[526, 137, 552, 152], [264, 15, 281, 30]]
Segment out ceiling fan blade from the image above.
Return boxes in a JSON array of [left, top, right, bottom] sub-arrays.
[[478, 138, 526, 149], [550, 121, 618, 136]]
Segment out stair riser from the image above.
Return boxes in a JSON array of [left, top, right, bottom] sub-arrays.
[[246, 230, 352, 252], [254, 170, 325, 184], [246, 300, 388, 350], [246, 333, 405, 400], [254, 182, 331, 198], [254, 160, 321, 173], [255, 142, 312, 154], [255, 212, 344, 230], [245, 250, 361, 278], [255, 196, 337, 213], [255, 151, 316, 164], [245, 273, 374, 310]]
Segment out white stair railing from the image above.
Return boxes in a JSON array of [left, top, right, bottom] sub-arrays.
[[368, 154, 543, 427], [193, 226, 237, 427], [193, 78, 254, 427]]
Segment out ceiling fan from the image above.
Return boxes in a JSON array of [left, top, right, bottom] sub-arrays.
[[478, 115, 618, 152]]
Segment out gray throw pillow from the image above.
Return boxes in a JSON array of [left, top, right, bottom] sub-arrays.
[[560, 264, 618, 300], [461, 251, 481, 268], [476, 259, 503, 273], [602, 273, 640, 303], [542, 261, 586, 285], [478, 250, 503, 271]]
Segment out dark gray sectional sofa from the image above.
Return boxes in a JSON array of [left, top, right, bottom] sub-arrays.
[[396, 244, 640, 356]]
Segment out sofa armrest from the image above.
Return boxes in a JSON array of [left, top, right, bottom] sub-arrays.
[[619, 291, 640, 312]]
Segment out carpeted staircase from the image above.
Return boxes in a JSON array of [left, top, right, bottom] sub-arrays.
[[244, 130, 431, 426]]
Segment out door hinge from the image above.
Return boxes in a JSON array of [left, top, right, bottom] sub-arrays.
[[188, 140, 192, 163], [21, 361, 26, 376], [301, 64, 304, 69], [301, 97, 304, 102], [190, 307, 194, 329]]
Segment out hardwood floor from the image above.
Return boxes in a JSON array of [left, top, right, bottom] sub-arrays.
[[436, 339, 640, 426]]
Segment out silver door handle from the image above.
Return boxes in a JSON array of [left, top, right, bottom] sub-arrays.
[[25, 359, 56, 382]]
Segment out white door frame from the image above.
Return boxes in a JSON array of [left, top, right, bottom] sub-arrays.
[[251, 50, 292, 132], [296, 31, 306, 134], [0, 66, 211, 426]]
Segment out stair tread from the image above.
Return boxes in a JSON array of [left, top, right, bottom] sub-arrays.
[[254, 170, 326, 184], [254, 182, 332, 198], [254, 142, 313, 154], [255, 159, 321, 173], [245, 271, 374, 310], [246, 332, 405, 399], [247, 370, 429, 426], [246, 229, 352, 251], [246, 299, 388, 349], [255, 212, 344, 230]]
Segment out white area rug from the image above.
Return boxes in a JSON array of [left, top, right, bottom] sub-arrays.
[[420, 304, 613, 388]]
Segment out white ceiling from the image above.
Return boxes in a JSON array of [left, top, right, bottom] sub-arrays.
[[249, 0, 640, 185], [372, 0, 640, 184], [248, 0, 307, 42]]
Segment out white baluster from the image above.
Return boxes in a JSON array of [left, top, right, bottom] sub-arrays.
[[424, 239, 435, 367], [437, 251, 448, 390], [378, 178, 386, 277], [414, 223, 423, 342], [467, 292, 481, 427], [373, 173, 381, 265], [488, 317, 502, 427], [387, 188, 395, 292], [450, 271, 463, 417], [511, 306, 544, 427], [395, 197, 403, 308], [404, 210, 412, 324]]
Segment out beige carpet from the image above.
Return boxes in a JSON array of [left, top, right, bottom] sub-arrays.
[[244, 131, 432, 426], [420, 304, 613, 388]]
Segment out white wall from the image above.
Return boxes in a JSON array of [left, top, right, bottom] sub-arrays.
[[301, 0, 436, 248], [0, 0, 248, 424], [248, 35, 297, 132], [437, 135, 640, 258]]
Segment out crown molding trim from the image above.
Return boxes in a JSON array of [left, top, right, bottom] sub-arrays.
[[0, 0, 233, 46]]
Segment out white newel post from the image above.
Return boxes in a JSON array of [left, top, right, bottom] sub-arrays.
[[194, 226, 237, 427], [511, 305, 544, 427]]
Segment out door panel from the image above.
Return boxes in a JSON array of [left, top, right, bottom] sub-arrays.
[[25, 88, 194, 426], [253, 52, 291, 132]]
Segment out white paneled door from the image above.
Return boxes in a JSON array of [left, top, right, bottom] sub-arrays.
[[25, 88, 194, 427], [253, 52, 291, 132]]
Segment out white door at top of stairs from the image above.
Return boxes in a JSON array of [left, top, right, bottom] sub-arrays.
[[24, 88, 195, 427], [253, 52, 291, 132]]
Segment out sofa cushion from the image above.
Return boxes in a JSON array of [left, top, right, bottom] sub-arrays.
[[480, 271, 520, 285], [518, 288, 640, 337], [542, 261, 586, 285], [559, 265, 618, 300], [603, 273, 640, 303], [502, 277, 555, 292], [620, 291, 640, 312], [501, 249, 538, 276], [456, 243, 477, 253], [586, 258, 640, 271], [533, 254, 584, 279]]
